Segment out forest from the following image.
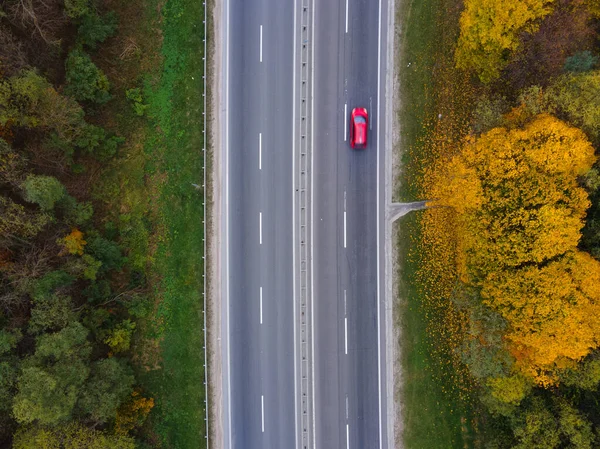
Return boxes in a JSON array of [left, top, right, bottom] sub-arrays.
[[415, 0, 600, 446], [0, 0, 207, 447]]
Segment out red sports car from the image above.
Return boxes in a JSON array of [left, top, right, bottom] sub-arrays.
[[350, 107, 368, 149]]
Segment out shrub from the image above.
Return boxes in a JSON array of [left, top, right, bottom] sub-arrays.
[[125, 88, 148, 116], [64, 0, 90, 19], [65, 49, 111, 104]]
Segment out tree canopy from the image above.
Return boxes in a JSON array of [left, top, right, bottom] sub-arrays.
[[436, 114, 600, 382]]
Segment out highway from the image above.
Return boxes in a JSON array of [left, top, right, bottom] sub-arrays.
[[312, 0, 389, 448], [221, 0, 390, 447], [222, 0, 297, 448]]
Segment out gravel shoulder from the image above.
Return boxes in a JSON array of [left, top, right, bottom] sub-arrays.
[[208, 0, 224, 447]]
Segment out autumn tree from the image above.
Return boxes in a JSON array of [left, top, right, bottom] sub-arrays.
[[13, 422, 136, 449], [436, 114, 600, 382], [455, 0, 555, 83]]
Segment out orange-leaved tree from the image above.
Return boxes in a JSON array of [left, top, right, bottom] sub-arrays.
[[455, 0, 555, 83], [435, 114, 600, 383]]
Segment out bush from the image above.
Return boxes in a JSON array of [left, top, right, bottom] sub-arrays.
[[65, 49, 111, 104], [77, 11, 118, 50], [74, 123, 124, 161], [64, 0, 90, 19], [125, 88, 149, 116], [21, 175, 66, 211]]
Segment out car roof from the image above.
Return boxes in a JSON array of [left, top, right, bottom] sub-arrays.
[[355, 122, 366, 143]]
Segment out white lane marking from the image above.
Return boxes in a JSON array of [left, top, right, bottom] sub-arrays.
[[260, 287, 263, 324], [259, 133, 262, 170], [261, 395, 265, 432], [291, 0, 300, 446], [259, 212, 263, 245], [260, 25, 263, 62], [344, 289, 347, 315], [224, 0, 232, 446], [344, 103, 348, 141], [344, 316, 348, 355], [344, 211, 347, 248], [376, 0, 384, 447], [346, 395, 349, 420], [310, 0, 316, 446], [345, 0, 349, 33], [346, 424, 350, 449]]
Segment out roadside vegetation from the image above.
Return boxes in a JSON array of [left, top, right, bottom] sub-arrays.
[[0, 0, 207, 447], [398, 0, 600, 447]]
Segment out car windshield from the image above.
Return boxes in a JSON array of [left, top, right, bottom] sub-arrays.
[[355, 116, 366, 124]]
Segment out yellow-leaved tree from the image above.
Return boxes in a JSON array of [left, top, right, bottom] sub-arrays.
[[455, 0, 555, 83], [435, 114, 600, 383]]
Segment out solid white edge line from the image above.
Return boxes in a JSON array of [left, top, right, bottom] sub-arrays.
[[259, 133, 262, 170], [261, 395, 265, 433], [224, 0, 232, 446], [376, 0, 383, 448], [344, 316, 348, 355], [343, 211, 347, 248], [344, 103, 347, 142], [310, 0, 316, 446], [260, 25, 263, 62], [345, 0, 349, 33], [259, 212, 263, 245], [292, 0, 299, 447], [260, 287, 263, 324]]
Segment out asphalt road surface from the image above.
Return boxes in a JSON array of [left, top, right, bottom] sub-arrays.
[[223, 0, 297, 447], [312, 0, 389, 448], [222, 0, 389, 447]]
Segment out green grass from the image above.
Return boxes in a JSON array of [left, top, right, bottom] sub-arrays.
[[396, 215, 474, 448], [131, 0, 207, 447], [395, 0, 477, 446], [395, 0, 442, 202]]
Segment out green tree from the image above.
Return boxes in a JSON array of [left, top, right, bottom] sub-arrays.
[[77, 12, 118, 50], [512, 398, 561, 449], [29, 295, 78, 334], [104, 320, 135, 353], [21, 175, 66, 211], [57, 195, 94, 225], [65, 49, 111, 104], [87, 236, 124, 272], [78, 358, 135, 423], [73, 123, 124, 161], [564, 51, 598, 73], [0, 71, 84, 136], [13, 323, 91, 425], [546, 70, 600, 141], [0, 361, 18, 413], [0, 196, 51, 239]]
